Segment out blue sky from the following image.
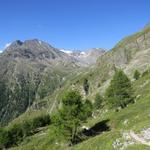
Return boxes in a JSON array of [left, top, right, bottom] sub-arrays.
[[0, 0, 150, 51]]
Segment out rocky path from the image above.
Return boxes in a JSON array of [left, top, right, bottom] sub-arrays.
[[130, 130, 150, 146], [113, 128, 150, 150]]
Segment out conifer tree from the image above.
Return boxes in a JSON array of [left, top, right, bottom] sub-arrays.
[[53, 90, 92, 144], [105, 70, 134, 109], [83, 78, 89, 95]]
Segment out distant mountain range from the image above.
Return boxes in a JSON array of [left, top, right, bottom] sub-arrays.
[[0, 39, 105, 125], [60, 48, 106, 66], [1, 39, 106, 66]]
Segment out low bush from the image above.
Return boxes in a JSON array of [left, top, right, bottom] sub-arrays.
[[0, 114, 51, 148], [94, 93, 104, 109], [32, 114, 50, 129]]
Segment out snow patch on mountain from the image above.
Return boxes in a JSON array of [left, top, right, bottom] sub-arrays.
[[60, 49, 73, 54], [5, 43, 11, 48], [38, 40, 42, 45], [80, 52, 86, 55]]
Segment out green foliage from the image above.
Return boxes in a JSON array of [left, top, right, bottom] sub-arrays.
[[52, 91, 92, 144], [6, 124, 24, 146], [83, 99, 93, 118], [105, 70, 134, 109], [0, 128, 8, 148], [31, 114, 51, 128], [94, 93, 104, 109], [0, 81, 11, 125], [0, 74, 37, 126], [21, 120, 33, 137], [83, 78, 89, 95], [133, 70, 140, 80], [37, 72, 63, 99], [126, 144, 150, 150], [0, 81, 7, 108], [142, 69, 150, 77], [0, 69, 66, 126], [0, 114, 50, 148]]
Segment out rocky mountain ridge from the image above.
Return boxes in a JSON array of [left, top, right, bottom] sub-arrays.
[[2, 39, 106, 66], [0, 39, 105, 126]]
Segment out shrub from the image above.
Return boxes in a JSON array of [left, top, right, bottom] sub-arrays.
[[1, 114, 51, 148], [3, 124, 24, 147], [133, 70, 140, 80], [32, 114, 51, 128], [142, 70, 150, 77], [94, 93, 104, 109], [21, 120, 33, 136], [0, 128, 8, 148]]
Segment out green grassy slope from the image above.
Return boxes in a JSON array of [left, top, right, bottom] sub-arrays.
[[10, 70, 150, 150]]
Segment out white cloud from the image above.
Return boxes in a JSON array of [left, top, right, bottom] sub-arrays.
[[0, 50, 2, 53], [5, 43, 11, 48]]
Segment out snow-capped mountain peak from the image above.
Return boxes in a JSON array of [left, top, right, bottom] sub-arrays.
[[59, 48, 106, 66]]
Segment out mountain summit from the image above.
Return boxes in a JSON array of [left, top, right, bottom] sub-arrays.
[[4, 39, 70, 60]]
